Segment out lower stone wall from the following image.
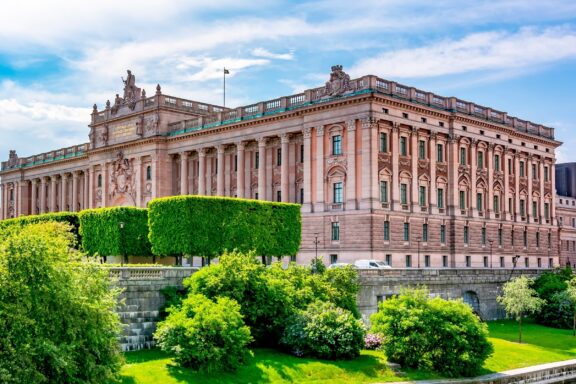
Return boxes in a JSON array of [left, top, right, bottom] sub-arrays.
[[358, 268, 543, 322], [110, 267, 196, 351]]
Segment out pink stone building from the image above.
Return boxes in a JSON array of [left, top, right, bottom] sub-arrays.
[[0, 67, 562, 268]]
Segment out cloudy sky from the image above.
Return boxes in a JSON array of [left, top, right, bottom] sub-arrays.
[[1, 0, 575, 162]]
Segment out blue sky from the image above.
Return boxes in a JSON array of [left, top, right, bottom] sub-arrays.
[[1, 0, 575, 162]]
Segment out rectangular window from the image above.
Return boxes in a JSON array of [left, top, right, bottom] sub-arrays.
[[300, 144, 304, 163], [277, 148, 282, 166], [385, 254, 392, 267], [466, 255, 471, 267], [331, 222, 340, 241], [437, 189, 444, 209], [400, 137, 407, 156], [380, 181, 388, 203], [215, 158, 218, 173], [383, 221, 390, 241], [330, 254, 338, 264], [418, 140, 426, 159], [442, 255, 448, 267], [481, 227, 486, 245], [459, 190, 466, 210], [523, 231, 528, 247], [511, 230, 515, 246], [300, 188, 304, 204], [538, 258, 542, 268], [483, 256, 488, 268], [477, 193, 483, 211], [477, 151, 484, 168], [440, 225, 446, 244], [422, 224, 428, 242], [234, 155, 238, 171], [494, 195, 500, 213], [406, 255, 412, 268], [509, 198, 513, 215], [277, 190, 281, 202], [500, 256, 505, 268], [532, 201, 537, 218], [333, 182, 343, 203], [549, 258, 553, 268], [379, 132, 388, 153], [520, 161, 525, 177], [544, 203, 550, 220], [424, 255, 430, 268], [494, 154, 500, 171], [332, 135, 342, 155], [464, 226, 469, 244], [437, 144, 444, 162], [544, 166, 549, 181], [536, 232, 540, 247], [403, 223, 410, 241], [525, 257, 529, 268], [460, 147, 466, 165], [532, 164, 537, 179], [255, 152, 259, 169], [498, 228, 503, 246], [419, 186, 426, 207], [400, 184, 408, 205], [520, 199, 526, 217], [508, 159, 512, 175]]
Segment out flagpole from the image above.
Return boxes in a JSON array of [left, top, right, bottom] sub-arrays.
[[223, 68, 227, 108]]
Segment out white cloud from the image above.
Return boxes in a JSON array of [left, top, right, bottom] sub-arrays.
[[251, 48, 294, 60], [349, 26, 576, 79], [173, 57, 270, 81]]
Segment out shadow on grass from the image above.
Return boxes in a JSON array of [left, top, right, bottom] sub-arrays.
[[123, 349, 169, 364]]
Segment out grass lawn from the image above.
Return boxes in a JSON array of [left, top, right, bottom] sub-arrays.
[[120, 320, 576, 384]]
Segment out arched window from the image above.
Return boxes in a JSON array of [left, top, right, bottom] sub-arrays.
[[146, 165, 152, 181]]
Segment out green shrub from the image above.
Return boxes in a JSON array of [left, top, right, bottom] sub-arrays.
[[371, 287, 493, 377], [148, 196, 301, 261], [281, 301, 365, 360], [534, 268, 574, 328], [79, 207, 152, 258], [0, 212, 80, 245], [154, 294, 252, 372], [0, 222, 122, 383]]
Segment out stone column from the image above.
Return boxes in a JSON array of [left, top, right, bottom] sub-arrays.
[[527, 156, 533, 221], [448, 136, 459, 215], [40, 177, 47, 213], [134, 158, 142, 207], [514, 155, 520, 221], [391, 123, 400, 209], [151, 155, 158, 199], [280, 133, 290, 202], [84, 171, 90, 210], [50, 177, 57, 212], [236, 142, 245, 199], [198, 149, 206, 195], [14, 181, 20, 217], [470, 140, 477, 216], [346, 119, 357, 209], [88, 166, 95, 209], [101, 163, 108, 207], [0, 183, 5, 220], [361, 118, 378, 210], [539, 161, 545, 222], [410, 128, 418, 211], [487, 144, 494, 214], [503, 150, 510, 219], [551, 162, 557, 223], [429, 133, 437, 213], [302, 128, 312, 212], [217, 145, 225, 196], [315, 127, 325, 210], [72, 172, 79, 212], [61, 173, 68, 211], [258, 137, 267, 200], [180, 152, 189, 195], [30, 180, 37, 215]]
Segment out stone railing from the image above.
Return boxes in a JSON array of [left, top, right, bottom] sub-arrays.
[[108, 266, 197, 281], [1, 143, 90, 171], [166, 75, 555, 141]]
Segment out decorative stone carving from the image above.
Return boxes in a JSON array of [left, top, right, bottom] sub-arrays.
[[326, 156, 348, 171], [303, 127, 312, 139], [436, 163, 448, 177], [109, 150, 135, 202], [378, 153, 391, 171], [144, 114, 159, 134], [98, 125, 109, 146], [7, 150, 18, 168], [323, 65, 353, 97]]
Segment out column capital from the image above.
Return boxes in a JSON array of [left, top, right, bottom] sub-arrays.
[[180, 151, 189, 158], [302, 127, 312, 138], [198, 148, 207, 157], [236, 141, 245, 150], [217, 144, 226, 154], [72, 171, 80, 179], [346, 119, 356, 131], [316, 126, 325, 136], [280, 133, 290, 144], [257, 136, 268, 147], [361, 116, 377, 129]]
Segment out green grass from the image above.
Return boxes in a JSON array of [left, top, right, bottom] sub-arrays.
[[120, 320, 576, 384]]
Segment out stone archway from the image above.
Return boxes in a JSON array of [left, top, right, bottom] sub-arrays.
[[463, 290, 481, 318]]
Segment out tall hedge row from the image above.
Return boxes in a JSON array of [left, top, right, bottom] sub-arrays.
[[0, 212, 80, 244], [148, 196, 301, 259], [79, 207, 152, 257]]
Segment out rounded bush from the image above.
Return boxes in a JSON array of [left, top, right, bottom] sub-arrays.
[[364, 333, 383, 350], [370, 288, 493, 377], [154, 293, 252, 372], [280, 301, 365, 360]]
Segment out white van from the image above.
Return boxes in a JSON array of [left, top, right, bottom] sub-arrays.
[[354, 260, 391, 269]]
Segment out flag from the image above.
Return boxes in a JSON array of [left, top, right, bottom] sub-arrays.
[[224, 68, 230, 74]]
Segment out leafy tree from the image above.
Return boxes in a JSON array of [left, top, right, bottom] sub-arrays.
[[280, 301, 365, 360], [0, 222, 122, 383], [497, 276, 545, 343], [534, 268, 574, 328], [370, 287, 493, 377], [567, 278, 576, 336], [154, 294, 252, 372]]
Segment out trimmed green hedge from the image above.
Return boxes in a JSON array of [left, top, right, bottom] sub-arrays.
[[79, 207, 152, 257], [148, 196, 301, 259], [0, 212, 80, 244]]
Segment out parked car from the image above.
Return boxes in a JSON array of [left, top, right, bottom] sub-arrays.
[[353, 260, 391, 269], [328, 262, 356, 269]]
